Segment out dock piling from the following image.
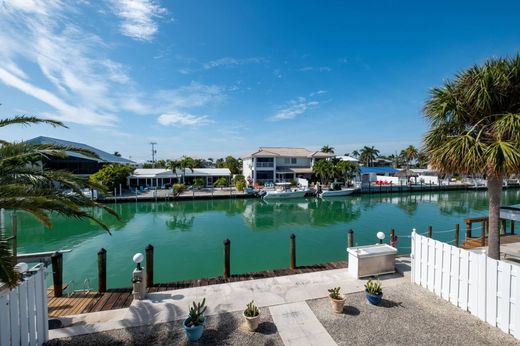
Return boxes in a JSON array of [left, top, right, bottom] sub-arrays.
[[224, 239, 231, 278], [145, 244, 154, 288], [51, 252, 63, 297], [455, 224, 460, 248], [347, 229, 354, 248], [428, 225, 432, 238], [512, 220, 515, 235], [97, 248, 107, 293], [290, 233, 296, 270], [466, 221, 472, 238]]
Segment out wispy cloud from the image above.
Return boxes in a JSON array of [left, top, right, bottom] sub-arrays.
[[298, 66, 332, 72], [270, 97, 319, 121], [158, 112, 212, 126], [203, 57, 267, 70], [110, 0, 167, 41]]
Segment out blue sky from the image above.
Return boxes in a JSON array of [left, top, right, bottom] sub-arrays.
[[0, 0, 519, 162]]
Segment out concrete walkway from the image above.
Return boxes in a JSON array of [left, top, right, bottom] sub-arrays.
[[49, 260, 409, 340], [270, 302, 336, 346]]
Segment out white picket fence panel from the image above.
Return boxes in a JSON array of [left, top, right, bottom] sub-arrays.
[[0, 266, 48, 346], [411, 231, 520, 339]]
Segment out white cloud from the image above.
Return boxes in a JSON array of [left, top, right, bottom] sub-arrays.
[[158, 112, 212, 126], [203, 57, 267, 70], [298, 66, 332, 72], [156, 82, 225, 109], [270, 96, 320, 121], [110, 0, 166, 41]]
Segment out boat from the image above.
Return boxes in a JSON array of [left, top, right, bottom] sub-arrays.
[[263, 182, 308, 199], [319, 182, 356, 198]]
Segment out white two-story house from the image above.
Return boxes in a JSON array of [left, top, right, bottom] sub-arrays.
[[242, 147, 333, 183]]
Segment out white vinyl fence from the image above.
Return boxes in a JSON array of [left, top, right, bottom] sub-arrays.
[[411, 231, 520, 339], [0, 265, 49, 346]]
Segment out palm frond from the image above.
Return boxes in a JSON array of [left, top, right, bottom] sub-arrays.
[[0, 116, 65, 129]]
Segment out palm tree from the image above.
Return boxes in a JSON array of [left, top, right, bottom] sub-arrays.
[[351, 150, 360, 158], [313, 159, 334, 183], [179, 156, 195, 184], [167, 159, 181, 184], [0, 116, 117, 287], [359, 146, 380, 166], [423, 55, 520, 260], [321, 145, 335, 154], [402, 145, 419, 168]]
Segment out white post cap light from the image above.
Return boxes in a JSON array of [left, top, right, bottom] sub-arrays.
[[133, 253, 144, 270], [14, 262, 28, 274], [377, 231, 385, 244]]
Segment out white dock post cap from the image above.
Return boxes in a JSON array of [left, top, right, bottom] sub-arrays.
[[133, 253, 144, 264], [14, 262, 28, 274], [376, 232, 385, 240]]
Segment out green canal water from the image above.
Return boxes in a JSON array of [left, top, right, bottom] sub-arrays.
[[9, 189, 520, 289]]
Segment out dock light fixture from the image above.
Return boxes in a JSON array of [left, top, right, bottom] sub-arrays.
[[133, 253, 144, 270], [14, 262, 28, 279], [377, 232, 385, 244]]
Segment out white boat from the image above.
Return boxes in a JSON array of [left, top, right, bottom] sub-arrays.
[[320, 187, 356, 198], [263, 183, 308, 199]]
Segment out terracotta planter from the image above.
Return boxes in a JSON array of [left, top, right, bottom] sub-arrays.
[[243, 312, 260, 331], [329, 296, 346, 313]]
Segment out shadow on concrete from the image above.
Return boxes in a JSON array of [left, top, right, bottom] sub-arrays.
[[343, 305, 360, 316]]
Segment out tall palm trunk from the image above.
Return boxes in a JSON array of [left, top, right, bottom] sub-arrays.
[[487, 175, 502, 260]]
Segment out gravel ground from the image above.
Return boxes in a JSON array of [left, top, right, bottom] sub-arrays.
[[46, 307, 282, 346], [307, 282, 519, 346]]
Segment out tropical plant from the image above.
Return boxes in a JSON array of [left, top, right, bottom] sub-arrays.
[[423, 55, 520, 260], [351, 150, 360, 158], [328, 287, 342, 300], [401, 145, 419, 168], [244, 300, 260, 317], [359, 146, 380, 167], [214, 177, 228, 189], [167, 159, 181, 183], [179, 156, 195, 184], [215, 155, 241, 174], [365, 279, 382, 295], [235, 179, 246, 192], [186, 298, 207, 327], [321, 145, 335, 154], [313, 159, 335, 183], [193, 177, 205, 189], [0, 116, 117, 287], [89, 163, 134, 192], [173, 183, 186, 195]]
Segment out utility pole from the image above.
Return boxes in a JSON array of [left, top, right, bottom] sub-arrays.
[[150, 142, 157, 167]]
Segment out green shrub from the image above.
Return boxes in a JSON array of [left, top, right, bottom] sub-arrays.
[[235, 179, 246, 191], [214, 177, 228, 188], [89, 163, 134, 191], [193, 177, 205, 188], [173, 183, 186, 194]]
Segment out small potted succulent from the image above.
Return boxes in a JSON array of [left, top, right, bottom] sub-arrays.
[[365, 279, 383, 305], [328, 287, 346, 313], [243, 300, 260, 331], [183, 298, 207, 341]]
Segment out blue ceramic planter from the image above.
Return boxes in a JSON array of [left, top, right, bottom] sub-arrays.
[[183, 317, 205, 341], [365, 289, 383, 305]]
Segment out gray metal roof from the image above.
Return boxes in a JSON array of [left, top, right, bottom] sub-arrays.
[[27, 136, 135, 164]]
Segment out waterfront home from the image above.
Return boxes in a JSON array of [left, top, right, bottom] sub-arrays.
[[127, 168, 231, 188], [242, 147, 334, 183], [27, 136, 135, 176]]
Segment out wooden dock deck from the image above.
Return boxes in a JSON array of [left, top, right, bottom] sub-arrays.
[[47, 261, 348, 318], [462, 233, 520, 249]]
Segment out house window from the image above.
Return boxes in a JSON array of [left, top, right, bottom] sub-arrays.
[[283, 158, 290, 164], [291, 158, 297, 164]]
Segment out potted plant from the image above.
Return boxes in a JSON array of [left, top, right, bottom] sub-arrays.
[[183, 298, 207, 341], [328, 287, 346, 313], [365, 279, 383, 305], [243, 300, 260, 331]]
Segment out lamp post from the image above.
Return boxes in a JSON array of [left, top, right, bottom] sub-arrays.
[[14, 262, 28, 280], [377, 231, 385, 244], [132, 253, 146, 300]]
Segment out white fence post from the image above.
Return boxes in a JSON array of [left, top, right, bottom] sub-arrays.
[[411, 232, 519, 340], [0, 265, 48, 346]]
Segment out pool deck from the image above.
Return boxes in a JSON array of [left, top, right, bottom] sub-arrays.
[[48, 258, 411, 340]]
